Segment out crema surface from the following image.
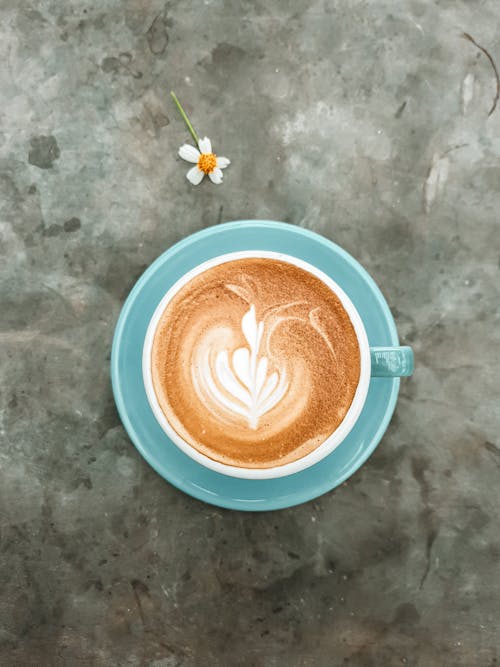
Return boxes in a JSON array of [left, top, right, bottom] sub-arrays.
[[151, 258, 361, 468]]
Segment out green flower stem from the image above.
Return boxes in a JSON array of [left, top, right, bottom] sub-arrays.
[[170, 91, 199, 145]]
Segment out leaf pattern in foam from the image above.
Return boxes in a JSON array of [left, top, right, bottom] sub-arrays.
[[241, 305, 258, 348], [258, 372, 288, 416], [258, 371, 279, 405], [255, 357, 268, 395], [215, 350, 251, 407], [233, 347, 251, 388], [204, 306, 289, 429]]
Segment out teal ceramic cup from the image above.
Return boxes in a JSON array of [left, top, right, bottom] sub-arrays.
[[141, 246, 413, 480], [112, 220, 415, 507]]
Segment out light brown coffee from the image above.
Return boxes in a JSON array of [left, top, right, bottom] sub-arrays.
[[151, 258, 360, 468]]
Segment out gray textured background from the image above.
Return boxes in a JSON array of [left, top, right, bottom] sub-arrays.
[[1, 1, 500, 665]]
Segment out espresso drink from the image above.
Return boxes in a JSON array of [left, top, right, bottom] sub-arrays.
[[151, 258, 361, 468]]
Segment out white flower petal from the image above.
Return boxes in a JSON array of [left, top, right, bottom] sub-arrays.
[[216, 156, 230, 169], [186, 166, 204, 185], [208, 167, 223, 184], [198, 136, 212, 154], [179, 144, 200, 163]]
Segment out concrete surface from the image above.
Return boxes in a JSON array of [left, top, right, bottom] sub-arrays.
[[1, 1, 499, 665]]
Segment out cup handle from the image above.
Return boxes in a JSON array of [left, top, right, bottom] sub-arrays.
[[370, 346, 414, 377]]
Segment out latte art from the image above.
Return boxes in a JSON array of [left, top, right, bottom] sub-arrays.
[[195, 305, 289, 430], [150, 258, 361, 468]]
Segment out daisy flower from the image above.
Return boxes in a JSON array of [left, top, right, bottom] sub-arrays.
[[178, 137, 231, 185], [171, 91, 231, 185]]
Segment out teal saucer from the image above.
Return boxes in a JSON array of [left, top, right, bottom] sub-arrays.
[[111, 221, 400, 511]]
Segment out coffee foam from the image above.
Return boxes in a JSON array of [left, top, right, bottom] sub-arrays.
[[151, 258, 361, 468]]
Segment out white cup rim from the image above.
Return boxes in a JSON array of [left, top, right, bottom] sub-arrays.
[[142, 251, 371, 479]]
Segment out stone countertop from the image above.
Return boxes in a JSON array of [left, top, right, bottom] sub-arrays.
[[1, 2, 499, 665]]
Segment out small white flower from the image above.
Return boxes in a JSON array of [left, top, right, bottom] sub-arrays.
[[178, 136, 231, 185]]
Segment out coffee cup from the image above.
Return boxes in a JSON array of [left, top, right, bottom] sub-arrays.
[[142, 251, 413, 479]]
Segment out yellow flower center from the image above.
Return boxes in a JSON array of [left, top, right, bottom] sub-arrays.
[[198, 152, 217, 174]]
